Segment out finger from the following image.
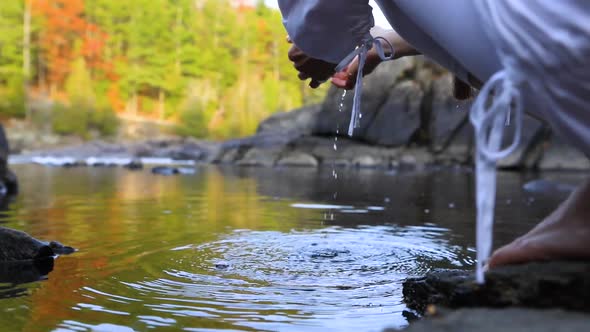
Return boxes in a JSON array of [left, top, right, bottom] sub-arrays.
[[331, 76, 347, 89], [309, 79, 321, 89], [344, 57, 360, 90], [298, 72, 310, 81], [330, 70, 348, 88]]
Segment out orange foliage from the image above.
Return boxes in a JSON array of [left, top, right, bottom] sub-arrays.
[[33, 0, 113, 88]]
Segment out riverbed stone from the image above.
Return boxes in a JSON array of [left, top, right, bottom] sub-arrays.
[[351, 155, 384, 168], [497, 115, 546, 169], [236, 148, 280, 167], [257, 104, 322, 135], [538, 136, 590, 171], [276, 152, 319, 167], [402, 261, 590, 315]]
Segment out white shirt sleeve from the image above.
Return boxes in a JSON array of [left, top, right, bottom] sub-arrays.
[[278, 0, 374, 64]]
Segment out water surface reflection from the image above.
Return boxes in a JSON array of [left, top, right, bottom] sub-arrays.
[[0, 165, 578, 331]]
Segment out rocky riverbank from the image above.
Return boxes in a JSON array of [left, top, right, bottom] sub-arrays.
[[11, 57, 589, 171], [389, 261, 590, 331]]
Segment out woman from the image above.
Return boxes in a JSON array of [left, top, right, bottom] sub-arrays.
[[279, 0, 590, 282]]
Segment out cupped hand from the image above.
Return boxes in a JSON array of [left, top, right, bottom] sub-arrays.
[[331, 30, 419, 90], [287, 43, 337, 89], [330, 51, 383, 90]]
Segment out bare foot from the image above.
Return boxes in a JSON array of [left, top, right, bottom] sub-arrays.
[[488, 178, 590, 268]]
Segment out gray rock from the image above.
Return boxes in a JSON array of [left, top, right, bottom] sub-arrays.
[[257, 104, 322, 135], [438, 120, 474, 164], [314, 58, 417, 137], [538, 136, 590, 171], [365, 81, 423, 146], [351, 155, 384, 168], [395, 308, 590, 332], [276, 152, 319, 167], [236, 148, 280, 167], [402, 261, 590, 316], [497, 115, 545, 169], [429, 75, 470, 152]]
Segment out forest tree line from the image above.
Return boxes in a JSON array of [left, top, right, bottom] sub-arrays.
[[0, 0, 327, 139]]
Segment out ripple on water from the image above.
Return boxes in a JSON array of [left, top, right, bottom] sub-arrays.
[[114, 225, 473, 331]]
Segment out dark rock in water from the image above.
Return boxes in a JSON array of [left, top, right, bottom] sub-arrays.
[[402, 261, 590, 316], [151, 166, 180, 175], [151, 166, 196, 175], [214, 263, 230, 270], [394, 308, 590, 332], [124, 159, 144, 170], [0, 227, 75, 262], [0, 125, 18, 196], [310, 249, 350, 259], [48, 241, 76, 255], [0, 257, 54, 286]]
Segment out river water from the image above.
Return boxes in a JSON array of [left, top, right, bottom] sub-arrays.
[[0, 164, 580, 331]]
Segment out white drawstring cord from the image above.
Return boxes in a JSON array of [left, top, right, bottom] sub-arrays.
[[470, 69, 523, 284], [335, 34, 395, 136]]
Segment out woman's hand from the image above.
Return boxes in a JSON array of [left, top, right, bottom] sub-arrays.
[[287, 38, 338, 89], [331, 30, 420, 90]]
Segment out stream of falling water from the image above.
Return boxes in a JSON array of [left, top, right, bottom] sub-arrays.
[[332, 89, 348, 181], [325, 90, 348, 222]]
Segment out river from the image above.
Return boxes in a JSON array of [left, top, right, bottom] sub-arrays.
[[0, 164, 579, 331]]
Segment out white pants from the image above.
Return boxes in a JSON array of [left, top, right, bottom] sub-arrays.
[[377, 0, 590, 156]]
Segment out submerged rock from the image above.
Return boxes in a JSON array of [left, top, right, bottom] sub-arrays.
[[151, 166, 179, 175], [0, 227, 75, 262], [402, 261, 590, 316], [124, 159, 144, 170], [151, 166, 196, 175]]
